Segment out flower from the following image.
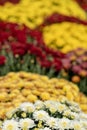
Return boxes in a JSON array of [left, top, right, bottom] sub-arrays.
[[79, 112, 87, 120], [58, 118, 70, 129], [46, 117, 58, 129], [71, 121, 84, 130], [40, 60, 52, 68], [76, 0, 87, 11], [2, 120, 19, 130], [71, 75, 81, 83], [80, 120, 87, 129], [63, 110, 72, 117], [0, 55, 6, 65], [20, 102, 35, 113], [69, 111, 79, 119], [57, 103, 67, 113], [33, 110, 49, 121], [19, 118, 35, 129], [72, 65, 82, 73], [11, 42, 27, 56], [34, 100, 44, 110]]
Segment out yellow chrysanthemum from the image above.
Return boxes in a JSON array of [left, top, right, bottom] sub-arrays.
[[43, 22, 87, 52]]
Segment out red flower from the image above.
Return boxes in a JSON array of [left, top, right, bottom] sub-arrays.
[[12, 30, 26, 43], [40, 60, 52, 68], [0, 55, 6, 65], [78, 69, 87, 77], [0, 0, 6, 5], [0, 22, 7, 29], [0, 0, 20, 5], [72, 65, 82, 73], [13, 49, 26, 56], [62, 59, 71, 70], [44, 46, 65, 58], [81, 62, 87, 69], [76, 0, 87, 11], [11, 42, 27, 56], [28, 30, 42, 39], [45, 13, 66, 24], [27, 44, 45, 59], [9, 0, 20, 4], [0, 31, 10, 42], [53, 58, 63, 71]]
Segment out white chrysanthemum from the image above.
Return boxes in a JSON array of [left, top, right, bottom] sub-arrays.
[[19, 102, 35, 113], [19, 118, 35, 129], [63, 100, 79, 108], [49, 105, 58, 113], [2, 120, 19, 130], [80, 120, 87, 129], [70, 106, 81, 113], [35, 100, 44, 110], [80, 113, 87, 120], [46, 117, 58, 129], [71, 121, 84, 130], [57, 103, 67, 113], [40, 127, 51, 130], [58, 118, 70, 129], [63, 109, 71, 117], [47, 102, 58, 113], [44, 101, 57, 109], [33, 110, 49, 121], [69, 111, 79, 119], [63, 110, 79, 119]]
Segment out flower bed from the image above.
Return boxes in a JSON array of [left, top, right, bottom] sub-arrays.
[[0, 21, 87, 95], [0, 0, 86, 28], [0, 71, 87, 119], [0, 22, 65, 76], [0, 100, 87, 130]]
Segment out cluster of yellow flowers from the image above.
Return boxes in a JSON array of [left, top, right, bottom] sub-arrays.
[[0, 71, 87, 119], [43, 22, 87, 53], [0, 0, 86, 28]]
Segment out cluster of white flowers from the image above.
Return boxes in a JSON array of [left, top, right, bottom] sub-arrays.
[[0, 100, 87, 130]]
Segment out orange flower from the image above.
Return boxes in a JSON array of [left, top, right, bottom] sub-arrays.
[[71, 75, 81, 83]]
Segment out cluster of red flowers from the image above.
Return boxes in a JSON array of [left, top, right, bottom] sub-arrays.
[[0, 22, 65, 72], [0, 0, 20, 5], [76, 0, 87, 11], [38, 13, 87, 28]]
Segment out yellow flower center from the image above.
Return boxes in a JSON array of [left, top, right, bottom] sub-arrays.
[[23, 122, 29, 130], [38, 114, 44, 118], [7, 125, 13, 130]]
